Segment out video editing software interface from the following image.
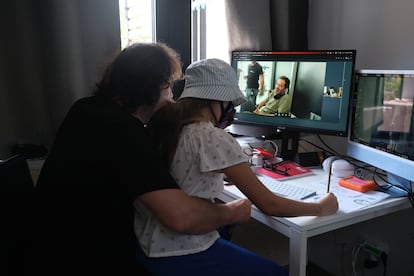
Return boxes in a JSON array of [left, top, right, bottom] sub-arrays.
[[231, 50, 356, 137]]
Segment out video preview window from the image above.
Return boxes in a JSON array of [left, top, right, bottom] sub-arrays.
[[235, 59, 350, 123]]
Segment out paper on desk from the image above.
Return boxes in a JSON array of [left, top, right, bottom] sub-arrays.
[[302, 176, 390, 213]]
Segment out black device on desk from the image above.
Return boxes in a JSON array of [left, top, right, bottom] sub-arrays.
[[228, 50, 356, 160]]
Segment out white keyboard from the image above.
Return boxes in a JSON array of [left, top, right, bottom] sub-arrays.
[[258, 175, 317, 200]]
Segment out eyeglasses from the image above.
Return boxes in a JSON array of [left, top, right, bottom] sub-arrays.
[[262, 160, 290, 176], [161, 78, 177, 91]]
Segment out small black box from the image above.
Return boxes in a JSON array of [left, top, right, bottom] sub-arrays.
[[294, 151, 326, 167]]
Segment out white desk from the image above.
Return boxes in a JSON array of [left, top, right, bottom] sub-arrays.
[[217, 169, 410, 276]]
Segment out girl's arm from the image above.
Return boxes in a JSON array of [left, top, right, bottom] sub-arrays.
[[222, 162, 338, 217]]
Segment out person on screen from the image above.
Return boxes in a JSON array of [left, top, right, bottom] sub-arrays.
[[244, 60, 264, 106], [254, 76, 292, 116], [137, 58, 338, 275], [32, 43, 252, 275]]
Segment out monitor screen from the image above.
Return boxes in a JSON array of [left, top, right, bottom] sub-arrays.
[[228, 50, 356, 139], [348, 70, 414, 195]]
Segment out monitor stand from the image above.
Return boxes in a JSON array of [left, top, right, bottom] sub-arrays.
[[280, 131, 299, 161]]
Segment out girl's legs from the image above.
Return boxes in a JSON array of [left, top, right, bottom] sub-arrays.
[[136, 238, 288, 276]]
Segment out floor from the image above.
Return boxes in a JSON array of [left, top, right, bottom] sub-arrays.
[[231, 219, 333, 276], [231, 219, 289, 266]]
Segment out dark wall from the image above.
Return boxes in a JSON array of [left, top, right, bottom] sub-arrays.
[[156, 0, 191, 69], [291, 62, 326, 118], [0, 0, 121, 157], [155, 0, 191, 98]]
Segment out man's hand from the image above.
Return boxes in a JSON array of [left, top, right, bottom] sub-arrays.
[[225, 198, 252, 224], [253, 108, 261, 115], [139, 189, 252, 234]]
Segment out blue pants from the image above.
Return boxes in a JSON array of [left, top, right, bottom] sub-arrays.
[[246, 87, 259, 107], [136, 237, 288, 276]]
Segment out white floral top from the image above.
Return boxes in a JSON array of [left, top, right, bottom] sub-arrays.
[[134, 121, 248, 257]]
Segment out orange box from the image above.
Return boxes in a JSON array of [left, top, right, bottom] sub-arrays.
[[338, 176, 376, 192]]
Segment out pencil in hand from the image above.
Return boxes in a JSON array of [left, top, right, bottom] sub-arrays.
[[327, 164, 332, 193]]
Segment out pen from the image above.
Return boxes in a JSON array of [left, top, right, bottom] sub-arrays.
[[327, 164, 332, 193], [300, 191, 317, 200]]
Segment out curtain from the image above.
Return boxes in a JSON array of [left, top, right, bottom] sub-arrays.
[[224, 0, 309, 54], [0, 0, 121, 157]]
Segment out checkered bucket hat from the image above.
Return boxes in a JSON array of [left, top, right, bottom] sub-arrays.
[[179, 58, 247, 106]]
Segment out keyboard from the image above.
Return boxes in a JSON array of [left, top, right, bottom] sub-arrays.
[[257, 175, 317, 200]]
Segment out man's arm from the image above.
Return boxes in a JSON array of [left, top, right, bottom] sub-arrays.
[[254, 95, 268, 113], [138, 189, 251, 234], [258, 74, 264, 96]]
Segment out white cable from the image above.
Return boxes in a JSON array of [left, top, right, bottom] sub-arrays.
[[352, 243, 363, 276], [263, 140, 279, 158]]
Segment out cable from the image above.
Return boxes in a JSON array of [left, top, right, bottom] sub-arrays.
[[373, 171, 414, 207], [263, 140, 279, 158], [299, 134, 346, 157], [351, 243, 363, 276], [317, 134, 340, 156], [299, 137, 336, 156], [331, 231, 347, 276], [381, 252, 388, 276]]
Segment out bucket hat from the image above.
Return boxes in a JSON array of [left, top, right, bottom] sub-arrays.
[[179, 58, 247, 106]]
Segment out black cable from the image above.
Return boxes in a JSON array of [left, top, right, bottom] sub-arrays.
[[299, 136, 336, 156], [317, 134, 340, 156], [373, 169, 414, 208], [381, 252, 387, 276]]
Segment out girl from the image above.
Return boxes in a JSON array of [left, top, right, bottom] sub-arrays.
[[134, 58, 338, 275]]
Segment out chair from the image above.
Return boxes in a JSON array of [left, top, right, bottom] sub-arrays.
[[0, 154, 35, 275], [0, 154, 151, 275]]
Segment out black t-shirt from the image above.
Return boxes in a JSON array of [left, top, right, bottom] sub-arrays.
[[246, 62, 263, 89], [33, 96, 178, 273]]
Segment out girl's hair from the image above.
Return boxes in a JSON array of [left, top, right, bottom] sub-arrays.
[[94, 42, 182, 113], [148, 98, 217, 165]]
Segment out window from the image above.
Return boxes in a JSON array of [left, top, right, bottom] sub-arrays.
[[119, 0, 228, 62], [191, 0, 229, 62], [119, 0, 155, 49]]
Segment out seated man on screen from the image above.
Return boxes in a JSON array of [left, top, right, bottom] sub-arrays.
[[254, 76, 292, 116]]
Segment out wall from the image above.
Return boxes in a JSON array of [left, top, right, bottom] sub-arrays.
[[0, 0, 121, 158], [309, 0, 414, 70], [307, 1, 414, 275]]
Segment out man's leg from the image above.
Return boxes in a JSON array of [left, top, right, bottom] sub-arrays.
[[245, 88, 258, 107]]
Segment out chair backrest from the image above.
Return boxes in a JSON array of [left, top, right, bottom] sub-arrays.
[[0, 154, 35, 274], [0, 154, 34, 193]]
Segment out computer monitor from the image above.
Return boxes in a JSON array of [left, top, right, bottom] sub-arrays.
[[228, 50, 356, 158], [348, 70, 414, 197]]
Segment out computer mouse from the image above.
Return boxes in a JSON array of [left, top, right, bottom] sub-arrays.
[[323, 157, 355, 178]]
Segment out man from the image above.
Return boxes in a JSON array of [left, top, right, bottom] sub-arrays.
[[31, 42, 251, 275], [244, 60, 264, 107], [254, 76, 292, 116]]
